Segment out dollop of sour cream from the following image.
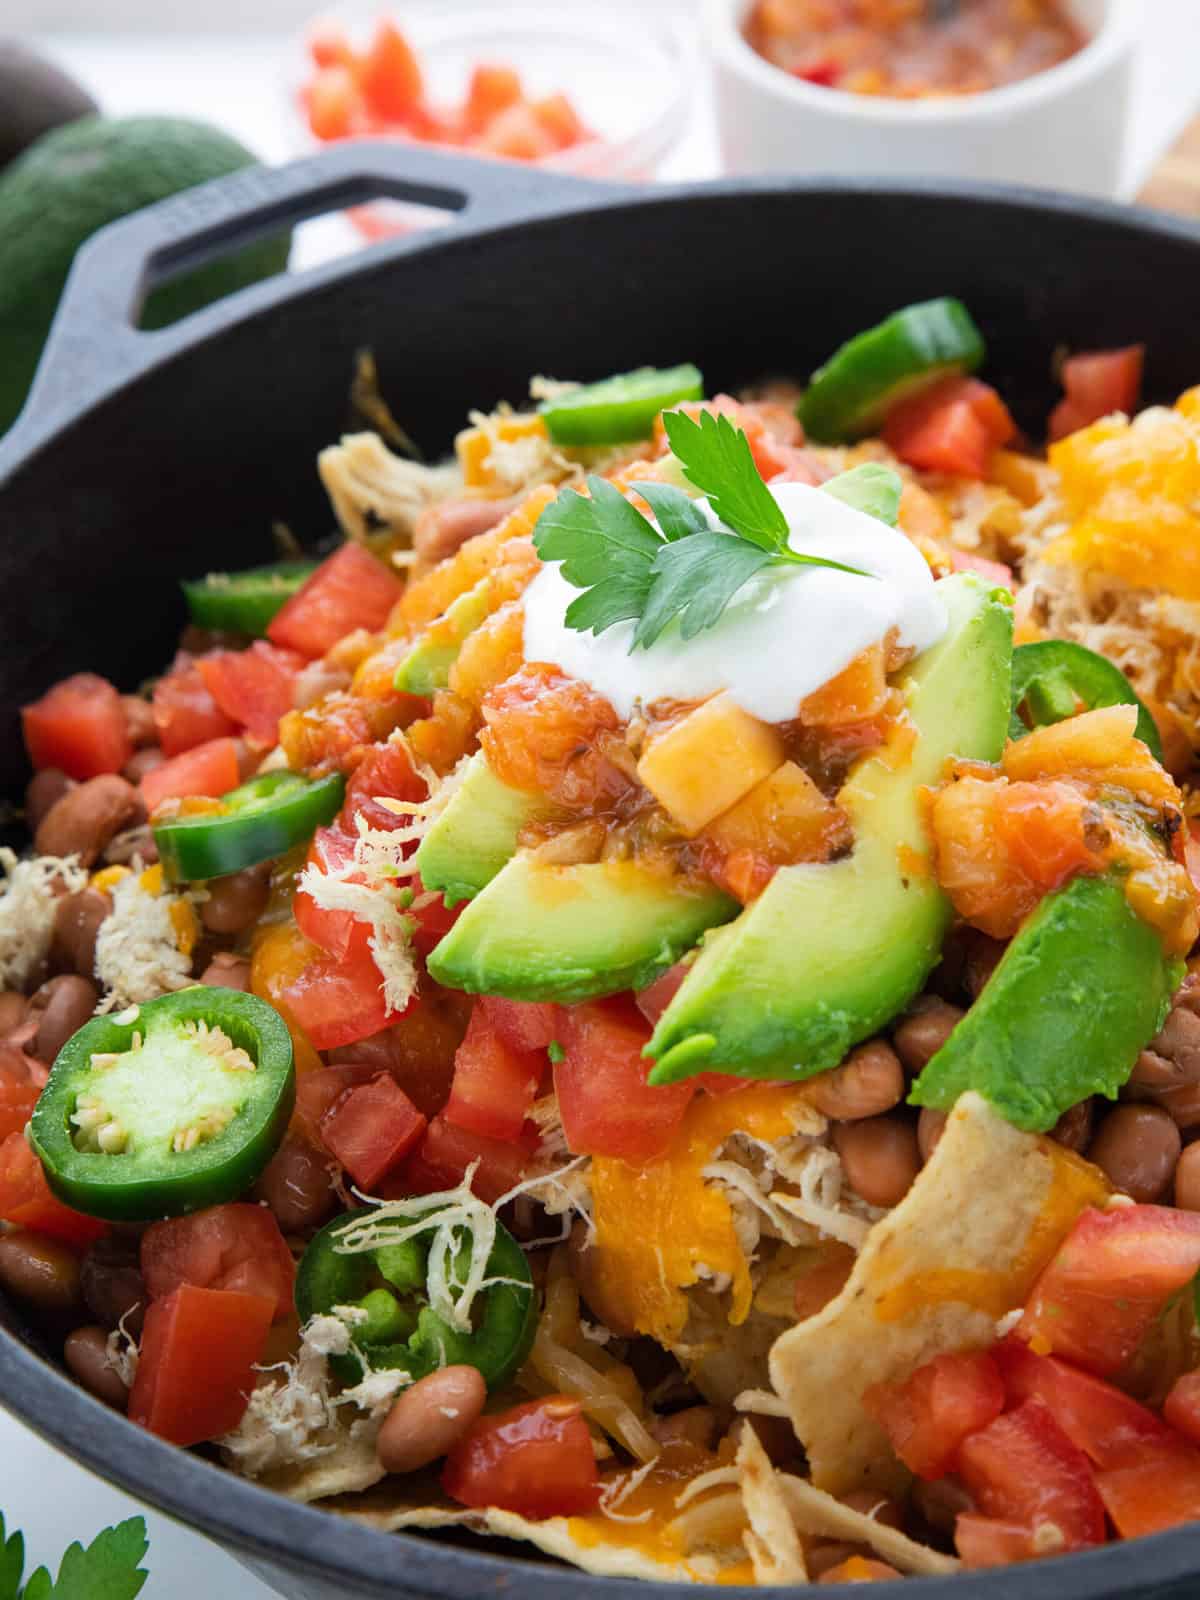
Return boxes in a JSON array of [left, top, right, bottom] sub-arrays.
[[521, 480, 948, 723]]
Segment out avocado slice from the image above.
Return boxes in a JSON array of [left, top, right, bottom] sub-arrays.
[[647, 573, 1013, 1084], [394, 576, 493, 696], [910, 874, 1182, 1132], [413, 752, 555, 907], [427, 856, 736, 1004]]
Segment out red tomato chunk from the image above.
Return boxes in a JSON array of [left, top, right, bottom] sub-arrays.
[[22, 673, 132, 780], [140, 736, 241, 813], [0, 1131, 107, 1247], [153, 660, 237, 756], [198, 641, 304, 745], [865, 1349, 1004, 1480], [1049, 345, 1144, 442], [320, 1072, 427, 1190], [442, 1396, 601, 1517], [884, 377, 1015, 479], [278, 921, 399, 1051], [128, 1284, 274, 1446], [445, 1008, 542, 1144], [401, 1115, 533, 1205], [268, 544, 403, 661], [478, 995, 560, 1053], [554, 999, 693, 1163], [141, 1202, 295, 1322], [1017, 1203, 1200, 1376]]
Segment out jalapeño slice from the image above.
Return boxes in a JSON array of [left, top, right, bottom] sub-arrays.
[[540, 364, 704, 447], [30, 988, 294, 1221], [181, 561, 317, 637], [296, 1207, 537, 1389], [1009, 639, 1162, 760], [153, 769, 344, 881]]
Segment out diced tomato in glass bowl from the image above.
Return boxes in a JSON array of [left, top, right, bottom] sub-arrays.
[[288, 7, 692, 239]]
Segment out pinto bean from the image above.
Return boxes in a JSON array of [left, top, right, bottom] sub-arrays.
[[34, 774, 140, 866], [912, 1475, 974, 1536], [0, 993, 27, 1035], [1050, 1098, 1094, 1155], [917, 1107, 948, 1164], [1088, 1105, 1180, 1202], [651, 1406, 722, 1453], [25, 769, 75, 832], [64, 1325, 129, 1410], [962, 933, 1006, 1000], [376, 1365, 487, 1475], [198, 951, 251, 991], [254, 1135, 336, 1233], [805, 1040, 905, 1122], [0, 1232, 81, 1313], [1174, 1142, 1200, 1211], [413, 493, 520, 566], [80, 1236, 146, 1335], [833, 1116, 921, 1209], [121, 696, 157, 749], [200, 866, 270, 935], [892, 999, 963, 1074], [30, 974, 98, 1065], [122, 747, 165, 785], [51, 889, 110, 978]]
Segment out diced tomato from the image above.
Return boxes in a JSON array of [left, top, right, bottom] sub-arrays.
[[956, 1399, 1106, 1558], [554, 999, 694, 1163], [268, 544, 403, 661], [464, 64, 522, 133], [954, 1514, 1050, 1568], [401, 1115, 534, 1205], [476, 101, 559, 161], [0, 1132, 107, 1247], [22, 673, 132, 780], [865, 1350, 1005, 1480], [292, 824, 359, 959], [359, 18, 424, 121], [442, 1396, 601, 1517], [530, 94, 586, 150], [948, 548, 1014, 588], [478, 995, 560, 1054], [294, 1061, 381, 1144], [445, 1008, 542, 1144], [140, 736, 240, 814], [409, 888, 464, 961], [343, 739, 427, 831], [197, 641, 304, 745], [278, 920, 399, 1051], [1095, 1437, 1200, 1539], [329, 996, 467, 1121], [1049, 346, 1144, 442], [793, 58, 841, 86], [320, 1072, 427, 1190], [634, 962, 689, 1027], [1165, 1371, 1200, 1446], [884, 377, 1016, 479], [0, 1082, 39, 1143], [128, 1284, 274, 1447], [993, 1337, 1172, 1468], [153, 661, 238, 756], [305, 64, 367, 142], [1018, 1204, 1200, 1376], [141, 1202, 295, 1322], [307, 20, 357, 71]]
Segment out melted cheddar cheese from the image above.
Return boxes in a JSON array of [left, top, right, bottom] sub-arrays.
[[589, 1083, 812, 1347]]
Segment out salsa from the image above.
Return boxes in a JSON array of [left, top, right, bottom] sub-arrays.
[[5, 299, 1200, 1588], [745, 0, 1087, 98]]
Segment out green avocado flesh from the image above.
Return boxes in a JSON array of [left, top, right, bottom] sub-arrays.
[[412, 752, 557, 907], [911, 881, 1181, 1133], [647, 573, 1013, 1083], [427, 855, 737, 1004], [394, 576, 493, 696]]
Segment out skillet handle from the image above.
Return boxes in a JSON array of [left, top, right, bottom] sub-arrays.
[[17, 142, 620, 438]]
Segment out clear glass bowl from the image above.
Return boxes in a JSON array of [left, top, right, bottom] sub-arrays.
[[286, 4, 695, 238]]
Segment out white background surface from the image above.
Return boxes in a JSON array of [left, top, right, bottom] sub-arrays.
[[2, 1, 1200, 1595]]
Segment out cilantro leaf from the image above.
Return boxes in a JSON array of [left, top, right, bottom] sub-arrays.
[[635, 534, 773, 649], [633, 481, 709, 543], [662, 408, 790, 552], [532, 475, 662, 637], [0, 1516, 24, 1600], [38, 1518, 149, 1600], [821, 462, 901, 526]]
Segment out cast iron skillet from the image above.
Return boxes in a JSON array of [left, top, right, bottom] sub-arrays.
[[1, 143, 1199, 1600]]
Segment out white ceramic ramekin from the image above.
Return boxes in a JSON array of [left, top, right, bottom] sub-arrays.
[[705, 0, 1137, 197]]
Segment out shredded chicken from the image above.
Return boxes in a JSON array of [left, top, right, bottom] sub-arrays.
[[93, 869, 194, 1009], [319, 432, 459, 548], [0, 849, 86, 990]]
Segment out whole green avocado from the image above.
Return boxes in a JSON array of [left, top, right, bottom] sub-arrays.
[[0, 115, 291, 434]]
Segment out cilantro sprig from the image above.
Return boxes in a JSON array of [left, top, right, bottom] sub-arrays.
[[0, 1513, 149, 1600], [533, 408, 890, 652]]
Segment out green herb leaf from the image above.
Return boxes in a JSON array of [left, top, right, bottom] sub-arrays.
[[662, 408, 791, 552], [821, 462, 902, 527], [635, 534, 773, 649], [38, 1518, 149, 1600], [532, 475, 663, 638], [633, 481, 709, 543], [0, 1516, 24, 1600]]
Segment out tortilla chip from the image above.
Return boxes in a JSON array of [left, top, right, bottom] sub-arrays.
[[779, 1476, 958, 1577], [768, 1091, 1109, 1495], [734, 1428, 808, 1584], [254, 1427, 385, 1504]]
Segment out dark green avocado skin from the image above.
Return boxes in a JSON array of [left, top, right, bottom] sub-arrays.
[[911, 873, 1183, 1132]]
